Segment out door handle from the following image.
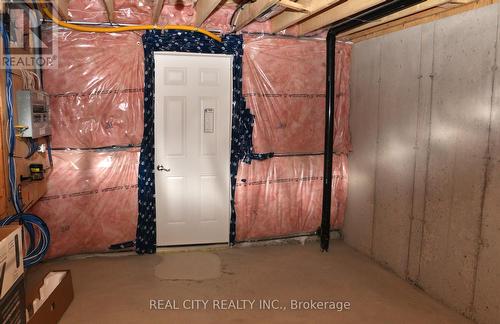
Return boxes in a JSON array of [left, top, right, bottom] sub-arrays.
[[157, 165, 171, 172]]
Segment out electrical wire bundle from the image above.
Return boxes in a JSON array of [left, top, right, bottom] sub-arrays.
[[230, 0, 256, 32], [2, 23, 22, 213], [1, 23, 50, 267], [0, 214, 50, 267], [20, 69, 41, 91], [25, 138, 40, 159]]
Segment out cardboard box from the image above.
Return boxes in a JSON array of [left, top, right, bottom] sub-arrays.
[[25, 270, 74, 324], [0, 276, 26, 324], [0, 225, 24, 299]]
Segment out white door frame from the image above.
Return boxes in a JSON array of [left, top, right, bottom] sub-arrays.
[[154, 51, 233, 246]]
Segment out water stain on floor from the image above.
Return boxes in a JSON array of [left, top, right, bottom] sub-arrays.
[[154, 252, 221, 280]]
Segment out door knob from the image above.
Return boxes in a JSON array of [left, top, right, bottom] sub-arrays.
[[157, 165, 171, 172]]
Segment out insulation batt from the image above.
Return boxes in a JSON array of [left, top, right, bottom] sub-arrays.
[[43, 30, 144, 148], [30, 149, 139, 258], [31, 1, 352, 256], [235, 36, 351, 241], [235, 155, 348, 241], [243, 36, 352, 154], [66, 1, 278, 34]]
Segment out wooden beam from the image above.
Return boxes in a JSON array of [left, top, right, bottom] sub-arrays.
[[297, 0, 386, 36], [346, 0, 497, 43], [152, 0, 165, 25], [339, 0, 454, 37], [195, 0, 224, 26], [50, 0, 70, 20], [234, 0, 280, 31], [102, 0, 114, 22], [342, 6, 447, 41], [278, 0, 309, 12], [270, 0, 341, 33], [340, 6, 443, 41]]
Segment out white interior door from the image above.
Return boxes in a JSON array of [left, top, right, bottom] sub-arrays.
[[154, 52, 232, 246]]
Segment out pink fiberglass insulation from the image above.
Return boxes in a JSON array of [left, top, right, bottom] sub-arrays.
[[30, 149, 139, 258], [235, 154, 348, 241], [236, 36, 351, 240], [34, 3, 352, 256], [67, 0, 166, 24], [243, 36, 352, 154], [43, 30, 144, 148], [66, 1, 273, 33]]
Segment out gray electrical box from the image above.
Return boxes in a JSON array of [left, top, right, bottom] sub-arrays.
[[16, 90, 50, 138]]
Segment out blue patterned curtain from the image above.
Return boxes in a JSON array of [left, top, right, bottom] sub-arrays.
[[136, 30, 269, 254]]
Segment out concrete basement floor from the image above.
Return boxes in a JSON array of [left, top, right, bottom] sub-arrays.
[[28, 241, 471, 324]]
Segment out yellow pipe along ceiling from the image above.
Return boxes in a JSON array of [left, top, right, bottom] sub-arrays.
[[40, 5, 222, 42]]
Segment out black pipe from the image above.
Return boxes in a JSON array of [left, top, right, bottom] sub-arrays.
[[321, 30, 336, 252], [321, 0, 425, 252]]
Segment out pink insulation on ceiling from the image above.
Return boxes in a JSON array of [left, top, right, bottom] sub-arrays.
[[235, 155, 348, 241], [65, 1, 273, 33], [30, 149, 139, 258], [33, 2, 352, 257]]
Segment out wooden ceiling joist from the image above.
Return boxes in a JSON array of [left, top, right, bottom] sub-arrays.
[[297, 0, 387, 36], [338, 0, 458, 38], [234, 0, 281, 31], [50, 0, 70, 20], [195, 0, 224, 26], [340, 6, 447, 41], [345, 0, 496, 42], [270, 0, 341, 33], [102, 0, 114, 22], [152, 0, 166, 25], [278, 0, 310, 12]]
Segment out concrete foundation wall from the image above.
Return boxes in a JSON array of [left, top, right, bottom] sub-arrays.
[[345, 4, 500, 323]]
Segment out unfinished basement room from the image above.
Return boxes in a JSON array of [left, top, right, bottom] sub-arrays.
[[0, 0, 499, 323]]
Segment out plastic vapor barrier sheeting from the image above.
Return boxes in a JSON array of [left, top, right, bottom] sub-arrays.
[[236, 36, 351, 241], [66, 1, 278, 34], [235, 155, 348, 241], [243, 36, 351, 154], [30, 149, 139, 258], [43, 30, 144, 148], [31, 1, 352, 256], [33, 28, 144, 258], [68, 0, 194, 25]]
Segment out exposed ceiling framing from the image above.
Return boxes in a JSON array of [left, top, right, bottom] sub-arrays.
[[296, 0, 386, 35], [270, 0, 341, 33], [49, 0, 70, 20], [152, 0, 166, 25], [195, 0, 224, 26], [102, 0, 114, 22], [230, 0, 497, 41], [234, 0, 281, 31], [46, 0, 498, 43], [340, 0, 493, 42]]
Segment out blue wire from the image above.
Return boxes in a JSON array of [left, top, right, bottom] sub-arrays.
[[1, 25, 22, 213], [1, 22, 50, 267], [25, 138, 40, 159], [0, 214, 50, 267]]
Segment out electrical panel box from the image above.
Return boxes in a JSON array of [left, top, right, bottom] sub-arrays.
[[16, 90, 50, 138]]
